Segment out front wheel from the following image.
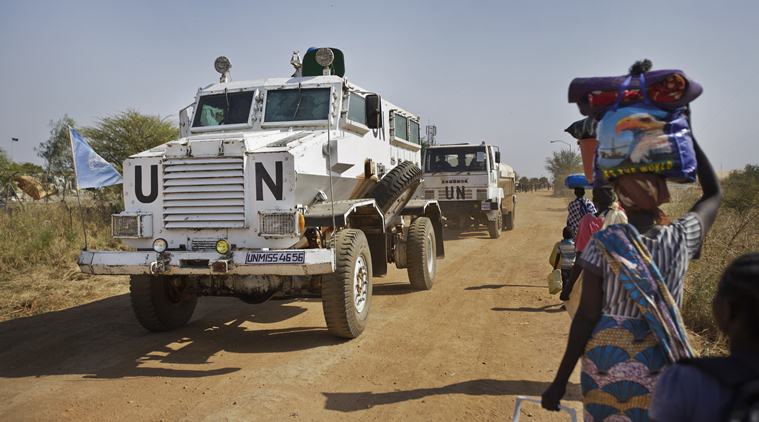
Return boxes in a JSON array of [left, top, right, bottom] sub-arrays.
[[321, 229, 373, 339], [407, 217, 436, 290], [129, 275, 197, 332]]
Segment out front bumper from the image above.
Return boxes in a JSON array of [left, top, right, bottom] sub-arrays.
[[78, 249, 335, 276]]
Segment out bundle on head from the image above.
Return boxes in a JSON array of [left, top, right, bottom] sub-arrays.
[[629, 59, 653, 75]]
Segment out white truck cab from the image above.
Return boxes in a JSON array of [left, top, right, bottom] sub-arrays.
[[78, 48, 445, 339], [422, 143, 516, 238]]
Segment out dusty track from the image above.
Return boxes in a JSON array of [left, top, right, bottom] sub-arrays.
[[0, 191, 581, 421]]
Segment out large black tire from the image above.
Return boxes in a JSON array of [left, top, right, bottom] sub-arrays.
[[503, 206, 515, 231], [487, 213, 502, 239], [367, 161, 422, 221], [407, 217, 436, 290], [129, 275, 197, 332], [322, 229, 373, 339]]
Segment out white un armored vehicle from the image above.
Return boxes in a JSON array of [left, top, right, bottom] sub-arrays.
[[422, 143, 516, 238], [78, 48, 444, 339]]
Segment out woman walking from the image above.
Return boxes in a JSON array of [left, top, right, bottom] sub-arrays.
[[561, 186, 625, 302], [541, 136, 721, 421]]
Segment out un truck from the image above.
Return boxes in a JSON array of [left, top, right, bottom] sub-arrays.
[[422, 143, 516, 238], [78, 48, 445, 339]]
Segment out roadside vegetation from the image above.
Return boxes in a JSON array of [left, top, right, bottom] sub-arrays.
[[544, 149, 582, 196], [0, 111, 177, 321], [665, 164, 759, 354]]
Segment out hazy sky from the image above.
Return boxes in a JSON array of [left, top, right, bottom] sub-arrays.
[[1, 0, 757, 177]]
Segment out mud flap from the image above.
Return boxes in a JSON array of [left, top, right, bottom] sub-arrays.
[[365, 232, 388, 277]]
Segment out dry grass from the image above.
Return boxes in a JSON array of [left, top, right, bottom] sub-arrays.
[[664, 175, 759, 354], [0, 201, 128, 321]]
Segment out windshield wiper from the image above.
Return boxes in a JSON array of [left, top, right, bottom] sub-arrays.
[[292, 83, 303, 119], [223, 88, 230, 124]]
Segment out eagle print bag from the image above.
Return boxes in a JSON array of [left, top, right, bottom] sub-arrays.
[[594, 74, 697, 185]]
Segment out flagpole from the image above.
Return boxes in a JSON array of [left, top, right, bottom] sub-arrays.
[[68, 126, 89, 251]]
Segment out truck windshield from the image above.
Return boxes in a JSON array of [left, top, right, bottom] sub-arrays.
[[192, 91, 254, 127], [264, 87, 330, 122], [425, 147, 488, 173]]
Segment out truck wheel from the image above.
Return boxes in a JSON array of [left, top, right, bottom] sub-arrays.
[[322, 229, 372, 339], [129, 275, 197, 332], [503, 207, 515, 231], [368, 161, 422, 220], [407, 217, 436, 290], [487, 213, 501, 239]]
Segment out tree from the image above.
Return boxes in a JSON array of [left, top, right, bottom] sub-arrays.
[[36, 115, 77, 175], [83, 109, 178, 171], [0, 148, 10, 171], [722, 164, 759, 214], [539, 176, 549, 189], [518, 176, 529, 191], [545, 150, 582, 195]]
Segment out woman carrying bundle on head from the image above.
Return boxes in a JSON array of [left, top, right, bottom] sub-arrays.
[[542, 60, 722, 422], [560, 186, 626, 303]]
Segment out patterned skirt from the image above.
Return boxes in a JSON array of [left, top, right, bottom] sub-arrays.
[[581, 314, 668, 422]]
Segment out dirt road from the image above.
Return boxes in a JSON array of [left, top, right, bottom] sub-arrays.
[[0, 192, 581, 421]]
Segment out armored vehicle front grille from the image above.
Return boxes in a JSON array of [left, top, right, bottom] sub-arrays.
[[162, 157, 245, 229]]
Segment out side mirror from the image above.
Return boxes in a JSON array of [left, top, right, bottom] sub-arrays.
[[365, 93, 382, 129], [495, 150, 501, 164], [179, 103, 193, 138]]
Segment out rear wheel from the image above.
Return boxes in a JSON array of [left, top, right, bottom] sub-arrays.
[[129, 275, 197, 332], [488, 213, 502, 239], [407, 217, 436, 290], [321, 229, 372, 339], [367, 161, 422, 222]]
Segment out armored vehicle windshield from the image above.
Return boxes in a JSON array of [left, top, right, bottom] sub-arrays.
[[425, 146, 487, 173], [193, 91, 255, 127], [264, 87, 331, 122]]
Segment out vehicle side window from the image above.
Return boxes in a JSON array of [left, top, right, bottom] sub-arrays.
[[409, 120, 420, 144], [348, 93, 366, 125], [394, 113, 408, 140]]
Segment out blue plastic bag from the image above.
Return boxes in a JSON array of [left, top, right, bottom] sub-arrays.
[[565, 173, 591, 189], [595, 74, 697, 184]]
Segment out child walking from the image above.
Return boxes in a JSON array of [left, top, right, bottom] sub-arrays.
[[550, 227, 576, 290]]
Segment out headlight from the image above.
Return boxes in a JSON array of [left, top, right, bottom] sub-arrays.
[[215, 239, 230, 254], [152, 238, 168, 253], [260, 212, 297, 237], [112, 213, 152, 238]]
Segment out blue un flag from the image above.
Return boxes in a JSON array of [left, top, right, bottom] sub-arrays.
[[68, 127, 122, 189]]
